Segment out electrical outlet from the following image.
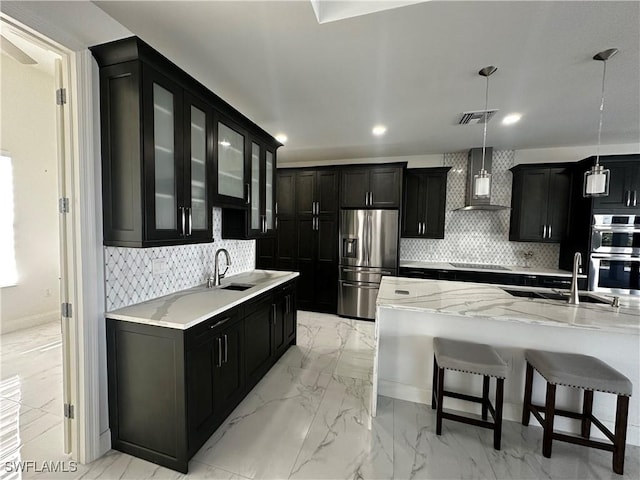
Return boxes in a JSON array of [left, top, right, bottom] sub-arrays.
[[152, 257, 168, 276]]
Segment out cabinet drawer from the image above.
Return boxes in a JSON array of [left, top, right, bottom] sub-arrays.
[[185, 307, 241, 350]]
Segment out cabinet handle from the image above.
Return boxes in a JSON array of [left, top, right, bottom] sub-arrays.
[[633, 191, 638, 207], [223, 334, 228, 364], [625, 191, 631, 207], [275, 217, 278, 230], [210, 316, 231, 329], [368, 192, 373, 206], [217, 337, 223, 367], [272, 304, 277, 325], [245, 183, 251, 205], [548, 224, 552, 239], [542, 224, 547, 239], [275, 202, 278, 215], [286, 294, 290, 314], [187, 207, 192, 236], [180, 206, 186, 235]]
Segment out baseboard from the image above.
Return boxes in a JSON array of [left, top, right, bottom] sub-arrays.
[[0, 311, 59, 334], [378, 380, 640, 446]]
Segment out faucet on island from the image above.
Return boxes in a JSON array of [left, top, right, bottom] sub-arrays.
[[568, 251, 581, 305], [207, 248, 231, 288]]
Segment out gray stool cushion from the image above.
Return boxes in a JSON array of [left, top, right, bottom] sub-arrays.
[[525, 349, 632, 396], [434, 337, 508, 379]]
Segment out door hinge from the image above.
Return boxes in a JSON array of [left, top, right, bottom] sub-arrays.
[[61, 302, 72, 318], [59, 197, 70, 213], [56, 88, 67, 105], [64, 403, 74, 419]]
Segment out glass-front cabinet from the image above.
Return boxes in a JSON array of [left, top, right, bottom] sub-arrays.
[[265, 149, 275, 232], [249, 142, 262, 234], [216, 118, 248, 207]]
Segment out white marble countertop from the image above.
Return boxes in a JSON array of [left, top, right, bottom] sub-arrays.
[[107, 270, 299, 330], [377, 276, 640, 335], [399, 260, 586, 278]]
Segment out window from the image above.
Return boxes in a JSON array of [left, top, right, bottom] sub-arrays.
[[0, 155, 18, 287]]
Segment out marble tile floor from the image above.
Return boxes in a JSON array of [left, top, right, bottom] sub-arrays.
[[1, 312, 638, 479]]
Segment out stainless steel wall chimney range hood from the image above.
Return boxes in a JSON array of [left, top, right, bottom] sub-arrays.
[[454, 148, 510, 211]]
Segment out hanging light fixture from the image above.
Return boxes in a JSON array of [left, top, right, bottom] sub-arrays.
[[584, 48, 618, 197], [473, 66, 497, 199]]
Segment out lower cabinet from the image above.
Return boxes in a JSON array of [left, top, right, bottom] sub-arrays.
[[106, 280, 297, 473]]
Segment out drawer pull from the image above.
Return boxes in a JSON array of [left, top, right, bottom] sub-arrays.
[[210, 317, 231, 329]]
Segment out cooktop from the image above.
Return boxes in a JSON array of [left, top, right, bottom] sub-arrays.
[[449, 263, 510, 271]]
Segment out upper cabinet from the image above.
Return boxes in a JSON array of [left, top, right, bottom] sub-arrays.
[[590, 156, 640, 212], [340, 165, 403, 208], [91, 36, 279, 246], [509, 164, 572, 243], [401, 167, 450, 239]]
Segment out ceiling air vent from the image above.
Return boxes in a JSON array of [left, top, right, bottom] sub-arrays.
[[458, 109, 498, 125]]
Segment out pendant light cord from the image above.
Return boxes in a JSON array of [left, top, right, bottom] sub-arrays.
[[481, 75, 489, 171], [595, 59, 607, 166]]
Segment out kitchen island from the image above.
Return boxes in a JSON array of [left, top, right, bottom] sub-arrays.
[[373, 276, 640, 445]]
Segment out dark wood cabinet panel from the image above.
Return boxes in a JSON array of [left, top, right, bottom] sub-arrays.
[[295, 170, 316, 216], [401, 168, 450, 239], [317, 170, 340, 215], [106, 280, 296, 473], [510, 164, 571, 243], [591, 157, 640, 212], [277, 170, 296, 217], [341, 165, 403, 208]]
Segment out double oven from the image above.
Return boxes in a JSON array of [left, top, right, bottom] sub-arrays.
[[589, 215, 640, 296]]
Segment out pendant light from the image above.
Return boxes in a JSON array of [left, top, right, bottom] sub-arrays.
[[473, 66, 497, 199], [583, 48, 618, 197]]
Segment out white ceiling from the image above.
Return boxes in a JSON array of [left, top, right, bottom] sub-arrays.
[[93, 1, 640, 164]]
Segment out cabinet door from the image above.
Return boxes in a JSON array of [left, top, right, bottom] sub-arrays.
[[401, 172, 423, 237], [511, 168, 549, 241], [214, 321, 244, 414], [142, 66, 184, 241], [273, 296, 287, 355], [256, 237, 276, 269], [316, 170, 339, 215], [547, 168, 571, 242], [296, 217, 316, 310], [592, 160, 637, 211], [276, 217, 297, 268], [248, 141, 263, 236], [216, 117, 248, 207], [277, 170, 296, 217], [186, 337, 217, 447], [423, 172, 448, 239], [295, 170, 316, 215], [264, 149, 276, 233], [283, 285, 297, 345], [244, 297, 273, 385], [315, 217, 339, 313], [341, 169, 369, 208], [183, 92, 212, 241], [369, 167, 401, 208]]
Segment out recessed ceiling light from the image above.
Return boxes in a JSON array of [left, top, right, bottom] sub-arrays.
[[372, 125, 387, 136], [502, 113, 522, 125], [275, 134, 288, 144]]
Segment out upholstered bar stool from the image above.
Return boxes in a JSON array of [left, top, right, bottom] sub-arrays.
[[432, 337, 509, 450], [522, 349, 632, 475]]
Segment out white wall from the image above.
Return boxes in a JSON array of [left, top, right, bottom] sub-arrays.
[[0, 53, 60, 334]]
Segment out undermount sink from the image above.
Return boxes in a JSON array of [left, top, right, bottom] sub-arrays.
[[501, 288, 610, 305], [220, 283, 254, 292]]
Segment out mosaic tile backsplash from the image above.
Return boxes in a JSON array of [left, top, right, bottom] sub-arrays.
[[104, 208, 255, 311], [400, 150, 561, 269]]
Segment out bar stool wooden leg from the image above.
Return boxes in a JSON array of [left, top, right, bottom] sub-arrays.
[[482, 376, 490, 421], [613, 395, 629, 475], [432, 355, 438, 410], [581, 390, 593, 438], [543, 382, 556, 458], [436, 367, 445, 435], [494, 378, 504, 451], [522, 362, 533, 426]]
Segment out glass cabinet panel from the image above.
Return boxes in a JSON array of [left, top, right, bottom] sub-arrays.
[[265, 150, 274, 230], [251, 142, 261, 230], [218, 122, 245, 200], [153, 83, 177, 230], [190, 106, 207, 230]]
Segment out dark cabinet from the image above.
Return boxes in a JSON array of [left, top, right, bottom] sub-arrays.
[[401, 167, 450, 238], [91, 36, 279, 247], [341, 166, 403, 208], [590, 157, 640, 212], [106, 280, 297, 473], [509, 164, 571, 243]]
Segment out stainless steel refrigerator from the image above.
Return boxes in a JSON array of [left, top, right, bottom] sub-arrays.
[[338, 209, 399, 320]]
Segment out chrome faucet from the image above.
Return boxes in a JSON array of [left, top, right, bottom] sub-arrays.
[[568, 252, 582, 305], [210, 248, 231, 287]]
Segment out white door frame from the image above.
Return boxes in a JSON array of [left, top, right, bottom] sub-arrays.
[[0, 13, 108, 464]]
